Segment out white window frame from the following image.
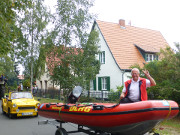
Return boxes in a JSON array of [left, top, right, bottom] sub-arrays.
[[99, 51, 105, 64], [146, 53, 158, 62], [101, 77, 107, 90]]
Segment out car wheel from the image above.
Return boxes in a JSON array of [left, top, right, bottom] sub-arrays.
[[55, 128, 68, 135], [8, 108, 14, 119], [1, 106, 5, 114], [35, 112, 38, 117]]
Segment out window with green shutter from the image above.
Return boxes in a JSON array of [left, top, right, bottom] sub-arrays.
[[90, 78, 96, 91], [145, 53, 159, 62], [98, 76, 110, 91]]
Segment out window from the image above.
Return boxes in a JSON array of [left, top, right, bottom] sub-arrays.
[[90, 79, 96, 90], [102, 78, 107, 90], [99, 51, 105, 64], [45, 80, 47, 90], [146, 53, 158, 62], [40, 81, 42, 90], [98, 77, 110, 91], [90, 80, 94, 90]]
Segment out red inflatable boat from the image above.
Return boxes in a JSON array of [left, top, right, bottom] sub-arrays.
[[38, 100, 179, 135]]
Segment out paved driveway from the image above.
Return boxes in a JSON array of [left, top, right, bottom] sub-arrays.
[[0, 100, 87, 135]]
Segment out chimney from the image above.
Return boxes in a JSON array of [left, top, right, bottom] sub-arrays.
[[119, 19, 125, 28]]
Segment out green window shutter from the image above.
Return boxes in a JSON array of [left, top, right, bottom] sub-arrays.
[[93, 78, 96, 90], [107, 77, 110, 91], [98, 77, 102, 90]]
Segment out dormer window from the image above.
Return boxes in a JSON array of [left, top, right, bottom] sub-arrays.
[[146, 53, 158, 62]]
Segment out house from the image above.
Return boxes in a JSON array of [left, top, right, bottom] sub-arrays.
[[36, 63, 54, 91], [90, 19, 168, 93], [36, 19, 169, 94], [36, 47, 81, 91], [17, 75, 24, 80]]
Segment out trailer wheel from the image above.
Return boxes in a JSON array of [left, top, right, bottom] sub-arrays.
[[55, 128, 68, 135], [99, 133, 110, 135]]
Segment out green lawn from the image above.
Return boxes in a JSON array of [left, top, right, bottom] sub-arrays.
[[154, 117, 180, 135], [35, 97, 62, 103]]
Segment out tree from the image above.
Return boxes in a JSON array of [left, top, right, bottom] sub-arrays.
[[44, 0, 99, 101], [0, 0, 32, 90], [17, 0, 51, 91], [174, 42, 180, 52], [77, 30, 100, 90], [0, 0, 16, 55], [0, 0, 33, 57]]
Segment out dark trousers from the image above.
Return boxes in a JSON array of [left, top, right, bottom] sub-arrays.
[[120, 98, 133, 104], [120, 98, 140, 104]]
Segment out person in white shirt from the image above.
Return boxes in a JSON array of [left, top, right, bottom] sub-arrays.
[[120, 68, 156, 103]]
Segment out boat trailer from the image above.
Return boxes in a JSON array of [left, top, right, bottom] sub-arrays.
[[38, 119, 110, 135]]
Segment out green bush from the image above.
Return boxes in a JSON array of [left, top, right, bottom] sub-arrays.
[[108, 86, 123, 102]]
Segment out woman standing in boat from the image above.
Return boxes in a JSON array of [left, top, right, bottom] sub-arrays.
[[120, 68, 156, 103]]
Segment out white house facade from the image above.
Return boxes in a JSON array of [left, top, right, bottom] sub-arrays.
[[91, 24, 130, 92], [36, 64, 60, 90]]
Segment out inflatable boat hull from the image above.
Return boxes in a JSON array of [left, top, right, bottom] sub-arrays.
[[38, 100, 179, 134]]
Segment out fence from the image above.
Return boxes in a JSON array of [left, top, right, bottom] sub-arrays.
[[34, 88, 120, 102]]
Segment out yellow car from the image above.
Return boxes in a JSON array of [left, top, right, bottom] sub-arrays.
[[1, 91, 40, 118]]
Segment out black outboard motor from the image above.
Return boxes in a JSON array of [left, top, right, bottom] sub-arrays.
[[68, 86, 82, 104]]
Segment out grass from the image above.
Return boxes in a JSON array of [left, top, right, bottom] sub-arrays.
[[154, 116, 180, 135], [34, 97, 62, 103], [161, 117, 180, 129]]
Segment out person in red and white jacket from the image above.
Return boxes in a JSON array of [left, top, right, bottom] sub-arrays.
[[120, 68, 156, 103]]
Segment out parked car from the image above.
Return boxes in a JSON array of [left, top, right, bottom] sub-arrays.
[[1, 91, 40, 118]]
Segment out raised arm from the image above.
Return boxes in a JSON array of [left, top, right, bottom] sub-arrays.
[[142, 69, 156, 86]]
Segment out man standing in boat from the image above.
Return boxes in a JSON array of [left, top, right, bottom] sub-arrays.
[[120, 68, 156, 103]]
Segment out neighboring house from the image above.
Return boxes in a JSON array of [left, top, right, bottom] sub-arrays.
[[36, 19, 168, 94], [36, 47, 80, 91], [36, 63, 55, 91], [90, 19, 168, 93], [17, 75, 24, 80]]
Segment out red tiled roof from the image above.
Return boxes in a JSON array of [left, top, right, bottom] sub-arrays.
[[17, 75, 24, 80], [46, 46, 82, 75], [96, 20, 169, 69]]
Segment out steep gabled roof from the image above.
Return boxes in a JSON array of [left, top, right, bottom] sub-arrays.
[[95, 20, 168, 69]]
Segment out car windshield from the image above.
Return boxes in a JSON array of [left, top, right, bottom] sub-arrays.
[[11, 92, 33, 99]]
